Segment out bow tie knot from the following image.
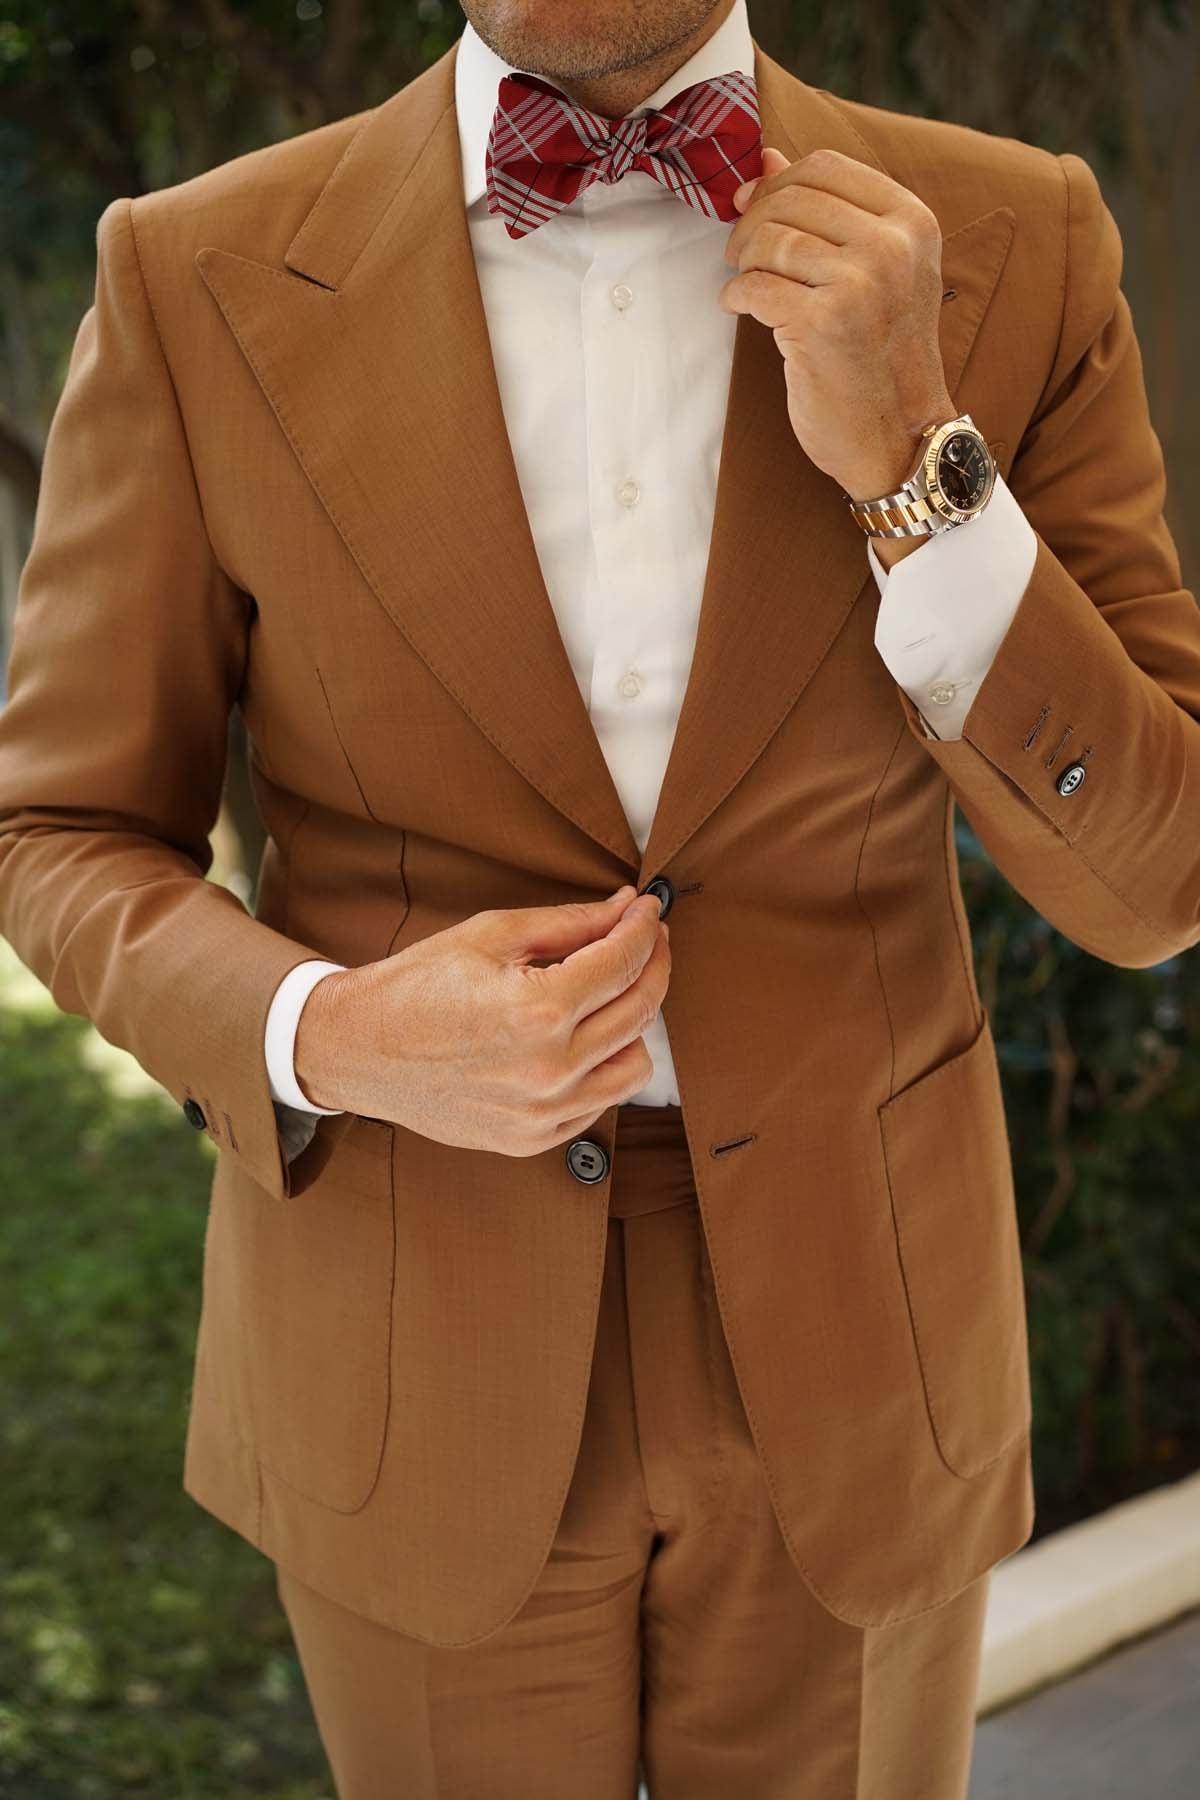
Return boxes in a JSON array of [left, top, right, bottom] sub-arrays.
[[486, 69, 762, 238], [600, 113, 649, 177]]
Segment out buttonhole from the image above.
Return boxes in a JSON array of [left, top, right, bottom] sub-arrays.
[[710, 1132, 756, 1159], [1045, 725, 1073, 769], [1022, 705, 1051, 751]]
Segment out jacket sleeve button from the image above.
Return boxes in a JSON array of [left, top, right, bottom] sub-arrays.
[[1055, 763, 1087, 796], [182, 1098, 207, 1130]]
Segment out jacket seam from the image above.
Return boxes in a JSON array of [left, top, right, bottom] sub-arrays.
[[813, 87, 886, 170], [1031, 153, 1072, 427], [942, 789, 979, 1024], [125, 197, 228, 571], [313, 664, 381, 822], [1056, 151, 1073, 385]]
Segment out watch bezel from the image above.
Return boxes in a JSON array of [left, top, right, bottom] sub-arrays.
[[919, 416, 996, 526]]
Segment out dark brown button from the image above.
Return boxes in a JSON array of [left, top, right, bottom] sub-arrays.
[[565, 1138, 610, 1184], [182, 1097, 207, 1130], [640, 875, 675, 920]]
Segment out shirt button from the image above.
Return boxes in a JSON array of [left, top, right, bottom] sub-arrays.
[[618, 670, 643, 699], [929, 680, 957, 705], [611, 283, 634, 310], [617, 478, 640, 508]]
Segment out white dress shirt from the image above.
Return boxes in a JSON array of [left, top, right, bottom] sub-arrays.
[[265, 0, 1037, 1122]]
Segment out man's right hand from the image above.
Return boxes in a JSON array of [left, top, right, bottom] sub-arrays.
[[293, 886, 671, 1156]]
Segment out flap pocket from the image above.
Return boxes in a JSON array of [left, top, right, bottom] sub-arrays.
[[878, 1011, 1031, 1478]]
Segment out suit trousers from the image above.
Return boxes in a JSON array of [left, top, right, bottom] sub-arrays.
[[274, 1101, 991, 1799]]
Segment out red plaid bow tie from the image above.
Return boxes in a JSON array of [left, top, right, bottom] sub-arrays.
[[485, 69, 762, 239]]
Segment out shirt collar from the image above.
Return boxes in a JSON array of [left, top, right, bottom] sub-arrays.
[[454, 0, 756, 210]]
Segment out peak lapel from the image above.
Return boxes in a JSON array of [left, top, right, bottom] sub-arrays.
[[196, 38, 1015, 890], [196, 43, 644, 873], [634, 44, 1016, 885]]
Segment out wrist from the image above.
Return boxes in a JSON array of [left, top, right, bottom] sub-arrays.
[[294, 967, 355, 1111], [871, 534, 930, 570], [841, 392, 957, 503]]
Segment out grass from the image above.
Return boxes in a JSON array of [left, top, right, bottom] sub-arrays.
[[0, 942, 332, 1797]]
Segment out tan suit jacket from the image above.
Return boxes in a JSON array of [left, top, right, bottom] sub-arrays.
[[2, 35, 1198, 1649]]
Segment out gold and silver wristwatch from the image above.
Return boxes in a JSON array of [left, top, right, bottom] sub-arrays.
[[843, 412, 997, 539]]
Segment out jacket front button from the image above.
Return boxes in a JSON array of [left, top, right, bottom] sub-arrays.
[[565, 1138, 610, 1184], [640, 875, 675, 919], [182, 1098, 207, 1130], [1056, 762, 1087, 796]]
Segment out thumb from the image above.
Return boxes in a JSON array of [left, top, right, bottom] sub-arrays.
[[733, 143, 791, 210]]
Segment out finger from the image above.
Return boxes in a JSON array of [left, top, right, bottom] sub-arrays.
[[548, 893, 666, 1023], [731, 142, 790, 210], [568, 926, 671, 1068], [748, 146, 905, 218], [725, 183, 870, 263], [717, 267, 812, 327], [551, 1037, 657, 1133], [492, 887, 638, 964], [727, 218, 842, 287]]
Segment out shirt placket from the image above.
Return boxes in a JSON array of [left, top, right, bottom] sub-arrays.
[[579, 183, 676, 851]]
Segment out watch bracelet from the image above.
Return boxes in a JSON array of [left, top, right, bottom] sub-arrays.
[[845, 491, 939, 538]]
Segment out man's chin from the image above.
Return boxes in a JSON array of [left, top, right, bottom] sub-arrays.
[[464, 0, 667, 83]]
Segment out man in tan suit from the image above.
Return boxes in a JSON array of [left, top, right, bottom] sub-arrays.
[[2, 0, 1199, 1791]]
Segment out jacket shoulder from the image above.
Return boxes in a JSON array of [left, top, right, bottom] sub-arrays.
[[121, 107, 373, 272], [817, 88, 1069, 230]]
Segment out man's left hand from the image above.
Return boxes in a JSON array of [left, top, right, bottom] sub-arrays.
[[719, 145, 956, 502]]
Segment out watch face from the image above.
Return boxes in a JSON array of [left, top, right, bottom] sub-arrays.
[[934, 431, 992, 510]]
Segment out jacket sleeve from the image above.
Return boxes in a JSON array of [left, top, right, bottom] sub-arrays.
[[887, 149, 1200, 969], [0, 194, 341, 1199]]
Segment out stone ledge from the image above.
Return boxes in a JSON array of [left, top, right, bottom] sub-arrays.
[[979, 1470, 1200, 1714]]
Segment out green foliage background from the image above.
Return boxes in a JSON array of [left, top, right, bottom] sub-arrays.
[[0, 996, 329, 1794], [1, 1, 1198, 1792]]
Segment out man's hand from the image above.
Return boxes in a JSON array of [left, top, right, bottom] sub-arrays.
[[718, 144, 956, 502], [293, 887, 671, 1157]]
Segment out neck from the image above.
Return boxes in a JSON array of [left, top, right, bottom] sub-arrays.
[[551, 0, 737, 117]]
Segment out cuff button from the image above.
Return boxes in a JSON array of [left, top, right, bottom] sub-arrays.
[[182, 1098, 207, 1130], [1056, 763, 1087, 797]]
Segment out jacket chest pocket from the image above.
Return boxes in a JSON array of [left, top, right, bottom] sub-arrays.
[[878, 1010, 1032, 1479], [236, 1115, 396, 1512]]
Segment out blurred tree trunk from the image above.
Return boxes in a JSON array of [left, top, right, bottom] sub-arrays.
[[1108, 0, 1200, 578]]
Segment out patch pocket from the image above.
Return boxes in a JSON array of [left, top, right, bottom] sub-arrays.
[[878, 1010, 1031, 1478], [245, 1113, 396, 1512]]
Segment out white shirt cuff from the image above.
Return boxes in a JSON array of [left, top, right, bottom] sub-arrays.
[[264, 959, 348, 1115], [868, 470, 1038, 741]]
